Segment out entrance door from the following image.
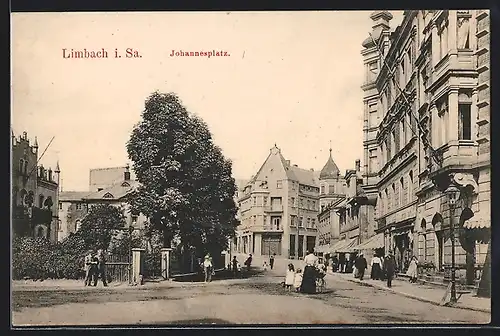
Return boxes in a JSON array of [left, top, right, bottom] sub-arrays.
[[435, 231, 444, 271], [262, 234, 282, 256]]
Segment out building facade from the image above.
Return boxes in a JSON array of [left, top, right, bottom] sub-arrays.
[[58, 165, 147, 241], [235, 145, 319, 258], [360, 10, 490, 288], [315, 149, 346, 255], [12, 131, 60, 242]]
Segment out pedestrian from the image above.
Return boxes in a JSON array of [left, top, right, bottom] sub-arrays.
[[384, 251, 397, 288], [83, 250, 94, 286], [93, 249, 108, 287], [203, 253, 213, 283], [406, 256, 418, 283], [263, 261, 268, 271], [355, 253, 368, 281], [379, 255, 386, 281], [332, 255, 339, 272], [284, 263, 295, 291], [370, 254, 382, 280], [300, 250, 318, 294], [244, 254, 253, 271], [269, 253, 276, 270], [293, 268, 303, 292], [231, 256, 239, 277]]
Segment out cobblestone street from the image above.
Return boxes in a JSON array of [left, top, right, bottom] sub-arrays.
[[12, 271, 490, 326]]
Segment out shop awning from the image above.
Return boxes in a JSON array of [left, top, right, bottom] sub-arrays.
[[329, 239, 346, 253], [354, 233, 384, 251], [314, 245, 329, 253], [463, 218, 491, 229], [335, 238, 358, 253]]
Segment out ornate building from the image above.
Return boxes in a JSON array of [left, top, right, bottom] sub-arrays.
[[360, 10, 490, 291], [235, 145, 319, 258], [12, 131, 60, 242]]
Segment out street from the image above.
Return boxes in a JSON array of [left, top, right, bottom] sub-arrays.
[[12, 270, 490, 326]]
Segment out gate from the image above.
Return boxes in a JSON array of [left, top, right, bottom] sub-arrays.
[[106, 253, 131, 284], [143, 252, 162, 280]]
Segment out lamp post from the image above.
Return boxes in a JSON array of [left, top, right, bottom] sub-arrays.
[[445, 184, 461, 304]]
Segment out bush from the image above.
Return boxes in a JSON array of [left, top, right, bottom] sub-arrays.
[[12, 235, 87, 280]]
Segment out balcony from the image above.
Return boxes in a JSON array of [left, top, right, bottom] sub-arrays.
[[264, 205, 283, 213]]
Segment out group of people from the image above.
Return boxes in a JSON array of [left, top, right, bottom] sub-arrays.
[[283, 250, 325, 294], [83, 249, 108, 287], [352, 251, 419, 288]]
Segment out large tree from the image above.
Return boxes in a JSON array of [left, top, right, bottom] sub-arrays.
[[126, 92, 238, 255], [76, 203, 127, 251]]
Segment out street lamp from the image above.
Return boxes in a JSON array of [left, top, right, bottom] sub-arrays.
[[445, 184, 461, 304]]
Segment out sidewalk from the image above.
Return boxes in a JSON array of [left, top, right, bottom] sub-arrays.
[[329, 272, 491, 314]]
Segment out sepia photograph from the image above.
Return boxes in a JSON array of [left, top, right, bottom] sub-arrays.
[[10, 9, 491, 326]]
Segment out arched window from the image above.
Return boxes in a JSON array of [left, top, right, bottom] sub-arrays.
[[39, 195, 45, 208], [23, 160, 28, 175], [19, 159, 24, 173], [419, 219, 427, 262]]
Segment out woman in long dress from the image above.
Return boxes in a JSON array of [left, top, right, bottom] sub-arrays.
[[406, 256, 418, 283], [300, 250, 318, 294]]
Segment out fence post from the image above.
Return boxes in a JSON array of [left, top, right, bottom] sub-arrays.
[[161, 248, 173, 280], [132, 248, 145, 285]]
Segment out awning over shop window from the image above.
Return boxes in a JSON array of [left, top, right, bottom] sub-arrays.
[[335, 238, 358, 253], [329, 239, 346, 253], [463, 218, 491, 230], [354, 233, 384, 251]]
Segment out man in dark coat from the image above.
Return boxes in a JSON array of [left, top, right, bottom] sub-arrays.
[[355, 253, 368, 281], [384, 251, 397, 288], [269, 253, 276, 270], [93, 249, 108, 287]]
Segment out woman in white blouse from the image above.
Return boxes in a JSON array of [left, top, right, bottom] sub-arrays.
[[300, 250, 318, 293]]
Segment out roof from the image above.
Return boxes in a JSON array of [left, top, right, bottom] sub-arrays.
[[60, 191, 92, 202], [83, 180, 139, 201], [319, 150, 341, 180], [234, 179, 250, 192]]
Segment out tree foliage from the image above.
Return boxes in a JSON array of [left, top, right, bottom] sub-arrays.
[[127, 92, 238, 254], [77, 203, 127, 251]]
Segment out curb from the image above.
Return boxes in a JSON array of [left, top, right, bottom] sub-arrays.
[[330, 274, 491, 314]]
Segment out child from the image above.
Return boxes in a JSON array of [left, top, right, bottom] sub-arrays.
[[293, 268, 303, 292], [284, 263, 295, 290], [263, 261, 268, 271]]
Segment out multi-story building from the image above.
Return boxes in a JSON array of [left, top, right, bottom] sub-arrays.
[[11, 131, 60, 242], [360, 10, 490, 290], [331, 160, 377, 262], [235, 145, 319, 258], [314, 148, 346, 255], [58, 165, 147, 241]]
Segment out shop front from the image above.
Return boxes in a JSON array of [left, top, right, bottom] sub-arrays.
[[386, 220, 415, 273]]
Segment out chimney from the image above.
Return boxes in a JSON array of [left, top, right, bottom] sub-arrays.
[[355, 159, 361, 172], [124, 164, 131, 181]]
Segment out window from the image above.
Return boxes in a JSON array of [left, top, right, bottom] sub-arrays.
[[276, 180, 282, 189], [39, 195, 45, 208], [321, 185, 325, 194], [329, 185, 335, 194], [273, 217, 281, 230], [263, 197, 268, 206], [459, 103, 472, 140], [291, 197, 295, 207], [408, 170, 414, 203], [307, 200, 311, 209], [312, 219, 316, 228], [393, 128, 400, 153], [19, 159, 24, 174], [76, 203, 82, 210], [23, 161, 28, 175], [299, 216, 304, 227], [400, 118, 406, 147], [299, 198, 304, 208], [307, 218, 311, 228], [457, 17, 470, 49], [400, 177, 405, 206]]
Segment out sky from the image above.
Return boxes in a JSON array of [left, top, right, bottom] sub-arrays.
[[11, 11, 403, 191]]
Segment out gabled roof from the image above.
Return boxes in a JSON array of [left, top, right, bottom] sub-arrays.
[[83, 180, 139, 201], [60, 191, 92, 202]]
